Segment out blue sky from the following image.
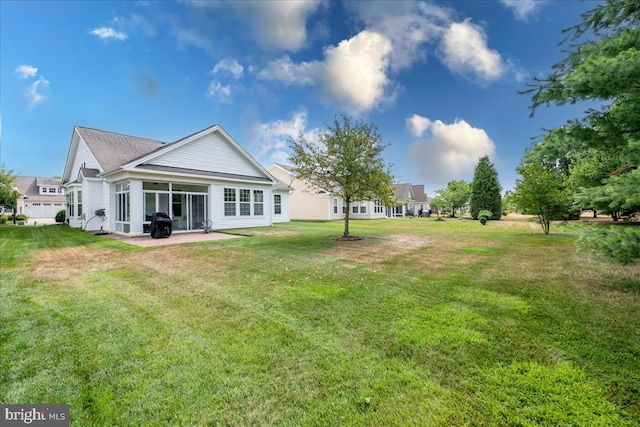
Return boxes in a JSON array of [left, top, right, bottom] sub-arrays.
[[1, 0, 597, 196]]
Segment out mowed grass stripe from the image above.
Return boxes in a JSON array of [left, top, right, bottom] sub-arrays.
[[1, 220, 638, 425]]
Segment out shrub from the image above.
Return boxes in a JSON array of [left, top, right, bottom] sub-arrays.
[[0, 215, 6, 224], [16, 214, 27, 221], [55, 209, 66, 223], [478, 210, 493, 225]]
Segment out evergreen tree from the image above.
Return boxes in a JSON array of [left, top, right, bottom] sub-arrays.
[[523, 0, 640, 262], [470, 156, 502, 220]]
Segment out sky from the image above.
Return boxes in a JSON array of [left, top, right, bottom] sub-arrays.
[[1, 0, 599, 197]]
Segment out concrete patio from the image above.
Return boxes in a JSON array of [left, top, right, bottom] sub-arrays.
[[99, 231, 244, 247]]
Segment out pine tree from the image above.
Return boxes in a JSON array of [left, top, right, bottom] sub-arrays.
[[470, 156, 502, 220]]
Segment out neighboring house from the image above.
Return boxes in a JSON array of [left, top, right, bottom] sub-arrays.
[[13, 176, 66, 219], [412, 184, 430, 216], [388, 183, 416, 217], [267, 163, 386, 221], [62, 125, 290, 235]]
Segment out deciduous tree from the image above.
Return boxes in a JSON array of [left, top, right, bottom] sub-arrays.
[[512, 164, 571, 234], [289, 115, 395, 238]]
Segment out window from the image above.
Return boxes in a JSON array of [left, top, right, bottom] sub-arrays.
[[274, 194, 282, 215], [116, 182, 130, 232], [342, 200, 347, 213], [67, 192, 75, 217], [333, 198, 338, 214], [239, 189, 251, 216], [77, 191, 83, 217], [48, 188, 56, 193], [374, 200, 384, 214], [253, 190, 263, 216], [352, 201, 366, 214], [224, 188, 236, 216]]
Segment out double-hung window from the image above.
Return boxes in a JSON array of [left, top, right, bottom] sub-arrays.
[[224, 188, 236, 216], [253, 190, 264, 216], [239, 189, 251, 216], [274, 194, 282, 215]]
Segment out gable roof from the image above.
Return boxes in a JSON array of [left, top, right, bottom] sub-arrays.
[[75, 126, 167, 173], [13, 176, 65, 201], [394, 183, 415, 201], [412, 185, 428, 203]]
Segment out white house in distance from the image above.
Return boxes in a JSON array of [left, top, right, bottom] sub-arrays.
[[268, 163, 388, 220], [12, 177, 66, 220], [62, 125, 290, 235]]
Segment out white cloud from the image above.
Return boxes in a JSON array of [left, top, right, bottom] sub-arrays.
[[500, 0, 544, 21], [14, 65, 38, 79], [211, 58, 244, 79], [321, 30, 394, 112], [258, 30, 394, 114], [344, 1, 451, 71], [25, 76, 49, 107], [206, 81, 231, 102], [407, 115, 496, 188], [231, 0, 323, 51], [439, 19, 505, 84], [90, 27, 128, 41], [251, 110, 321, 164], [257, 56, 317, 86], [406, 114, 432, 138]]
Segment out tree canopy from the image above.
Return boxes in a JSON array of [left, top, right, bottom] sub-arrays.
[[288, 115, 395, 238], [434, 180, 470, 218], [512, 164, 571, 235], [521, 0, 640, 261], [470, 156, 502, 220], [0, 167, 19, 215]]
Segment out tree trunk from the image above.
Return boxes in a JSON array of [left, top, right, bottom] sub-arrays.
[[343, 200, 350, 237]]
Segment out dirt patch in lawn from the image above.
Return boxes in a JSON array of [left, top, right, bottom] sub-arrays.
[[30, 246, 201, 280], [328, 233, 477, 266]]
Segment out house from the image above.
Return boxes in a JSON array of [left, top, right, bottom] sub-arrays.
[[388, 183, 417, 217], [12, 176, 66, 220], [412, 184, 430, 216], [62, 125, 290, 235], [267, 163, 386, 220]]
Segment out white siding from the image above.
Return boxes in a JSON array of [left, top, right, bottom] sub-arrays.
[[69, 139, 101, 181], [272, 191, 290, 223], [102, 180, 111, 232], [84, 179, 107, 231], [209, 184, 272, 230], [149, 132, 262, 178]]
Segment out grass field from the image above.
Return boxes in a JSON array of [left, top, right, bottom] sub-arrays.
[[1, 219, 639, 426]]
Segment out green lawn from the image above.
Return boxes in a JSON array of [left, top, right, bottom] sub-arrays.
[[1, 219, 638, 426]]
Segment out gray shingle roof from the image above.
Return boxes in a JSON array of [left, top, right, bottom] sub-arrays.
[[14, 176, 65, 202], [394, 183, 414, 200], [412, 185, 428, 203], [76, 126, 166, 173]]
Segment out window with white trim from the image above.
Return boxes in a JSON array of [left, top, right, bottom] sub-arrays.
[[374, 200, 384, 214], [239, 189, 251, 216], [115, 182, 130, 232], [224, 188, 236, 216], [352, 201, 366, 214], [274, 194, 282, 215], [67, 192, 75, 217], [333, 198, 338, 214], [253, 190, 263, 216], [77, 191, 83, 217]]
